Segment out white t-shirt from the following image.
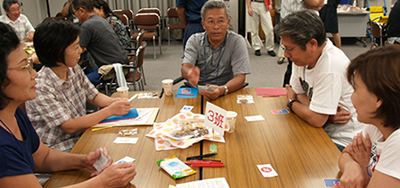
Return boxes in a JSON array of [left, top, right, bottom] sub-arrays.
[[363, 125, 400, 180], [290, 39, 365, 147]]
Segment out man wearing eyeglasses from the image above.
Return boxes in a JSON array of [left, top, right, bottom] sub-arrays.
[[181, 0, 251, 100], [275, 10, 364, 152], [0, 0, 34, 41]]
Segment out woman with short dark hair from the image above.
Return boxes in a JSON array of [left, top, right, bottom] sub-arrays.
[[339, 44, 400, 187]]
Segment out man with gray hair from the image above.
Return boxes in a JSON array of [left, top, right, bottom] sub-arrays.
[[275, 10, 364, 151], [181, 0, 251, 100], [0, 0, 34, 41]]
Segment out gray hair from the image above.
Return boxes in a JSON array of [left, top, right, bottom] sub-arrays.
[[201, 0, 230, 21], [274, 9, 326, 51], [3, 0, 19, 11]]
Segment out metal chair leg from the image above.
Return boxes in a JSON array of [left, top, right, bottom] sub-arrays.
[[153, 36, 156, 59], [168, 28, 171, 46], [140, 66, 146, 85]]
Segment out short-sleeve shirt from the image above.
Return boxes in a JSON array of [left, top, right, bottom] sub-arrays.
[[26, 65, 99, 151], [0, 14, 35, 41], [0, 107, 40, 178], [176, 0, 208, 23], [79, 14, 128, 66], [363, 125, 400, 180], [290, 39, 364, 147], [182, 30, 251, 86]]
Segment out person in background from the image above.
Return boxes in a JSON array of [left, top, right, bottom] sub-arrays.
[[176, 0, 208, 50], [0, 0, 34, 41], [26, 19, 131, 152], [339, 45, 400, 187], [181, 0, 251, 100], [92, 0, 130, 48], [246, 0, 276, 57], [386, 0, 400, 44], [275, 10, 364, 151], [0, 21, 136, 187], [319, 0, 341, 49]]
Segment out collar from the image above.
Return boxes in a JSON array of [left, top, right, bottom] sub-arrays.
[[201, 30, 230, 50], [42, 66, 76, 87], [3, 14, 21, 24]]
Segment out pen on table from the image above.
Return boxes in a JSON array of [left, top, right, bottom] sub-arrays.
[[128, 94, 138, 102], [186, 153, 217, 160], [159, 88, 164, 98], [92, 126, 113, 131]]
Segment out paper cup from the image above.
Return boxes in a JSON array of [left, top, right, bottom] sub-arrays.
[[162, 79, 173, 96], [226, 111, 238, 133], [116, 87, 129, 98]]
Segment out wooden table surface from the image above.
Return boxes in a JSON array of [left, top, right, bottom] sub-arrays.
[[44, 88, 341, 188]]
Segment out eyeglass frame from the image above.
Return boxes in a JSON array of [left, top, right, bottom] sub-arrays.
[[7, 57, 34, 74], [204, 19, 229, 26], [280, 44, 298, 52]]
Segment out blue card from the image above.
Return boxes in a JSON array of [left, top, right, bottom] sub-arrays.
[[175, 87, 198, 98], [324, 179, 341, 187], [271, 109, 290, 114], [101, 108, 138, 123]]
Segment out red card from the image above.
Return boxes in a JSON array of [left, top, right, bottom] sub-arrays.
[[255, 88, 287, 96]]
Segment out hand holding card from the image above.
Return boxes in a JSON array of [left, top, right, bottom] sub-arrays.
[[93, 148, 111, 172]]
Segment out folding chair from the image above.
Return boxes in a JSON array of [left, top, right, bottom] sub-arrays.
[[126, 41, 147, 91], [114, 9, 134, 34], [370, 21, 386, 48], [167, 7, 186, 46], [131, 13, 161, 59]]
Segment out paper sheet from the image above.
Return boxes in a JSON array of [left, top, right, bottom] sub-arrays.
[[94, 108, 159, 127], [176, 177, 230, 188]]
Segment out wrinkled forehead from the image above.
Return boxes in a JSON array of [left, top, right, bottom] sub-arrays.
[[204, 8, 227, 19]]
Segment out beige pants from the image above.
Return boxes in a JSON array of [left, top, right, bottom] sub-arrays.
[[248, 2, 274, 51]]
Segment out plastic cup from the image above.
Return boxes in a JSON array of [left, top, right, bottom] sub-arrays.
[[226, 111, 238, 133], [162, 79, 173, 96], [116, 87, 129, 98]]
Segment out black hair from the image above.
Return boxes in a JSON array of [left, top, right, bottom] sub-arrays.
[[33, 19, 80, 67], [72, 0, 94, 12], [92, 0, 119, 19], [2, 0, 19, 11], [0, 22, 20, 110]]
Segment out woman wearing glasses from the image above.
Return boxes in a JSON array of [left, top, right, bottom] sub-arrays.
[[339, 45, 400, 187], [0, 22, 136, 187], [25, 19, 131, 152]]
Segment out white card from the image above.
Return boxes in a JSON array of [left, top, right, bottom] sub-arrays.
[[257, 164, 278, 177], [204, 102, 227, 136], [245, 115, 265, 122], [113, 137, 139, 144], [180, 105, 194, 112], [93, 148, 110, 172], [114, 156, 136, 164]]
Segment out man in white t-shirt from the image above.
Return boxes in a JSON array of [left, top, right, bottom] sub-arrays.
[[274, 10, 364, 151], [0, 0, 34, 41]]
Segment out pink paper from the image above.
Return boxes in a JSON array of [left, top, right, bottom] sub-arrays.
[[255, 88, 287, 96]]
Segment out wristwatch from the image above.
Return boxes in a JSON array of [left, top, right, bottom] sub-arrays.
[[223, 85, 228, 96], [287, 98, 299, 112]]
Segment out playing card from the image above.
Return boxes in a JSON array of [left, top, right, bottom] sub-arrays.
[[113, 137, 139, 144], [257, 164, 278, 177], [271, 109, 290, 115], [324, 179, 341, 187], [93, 148, 110, 172], [114, 156, 136, 164]]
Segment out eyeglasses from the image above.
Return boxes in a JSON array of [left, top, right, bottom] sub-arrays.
[[280, 44, 298, 52], [9, 7, 21, 13], [299, 77, 313, 99], [204, 19, 228, 26], [8, 57, 33, 74]]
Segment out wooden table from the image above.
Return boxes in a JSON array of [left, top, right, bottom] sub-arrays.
[[203, 88, 341, 187], [45, 88, 341, 188]]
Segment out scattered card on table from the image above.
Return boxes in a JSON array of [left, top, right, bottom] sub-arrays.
[[271, 109, 290, 115], [113, 137, 139, 144], [245, 115, 265, 122], [257, 164, 278, 177], [114, 156, 136, 164], [180, 105, 194, 112], [324, 179, 341, 187], [93, 147, 110, 172]]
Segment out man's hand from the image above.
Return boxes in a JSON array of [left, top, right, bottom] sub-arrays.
[[329, 106, 353, 124], [348, 133, 372, 171], [97, 162, 137, 187], [285, 84, 297, 101], [200, 86, 224, 100], [82, 148, 113, 177], [187, 66, 200, 86], [26, 32, 34, 41]]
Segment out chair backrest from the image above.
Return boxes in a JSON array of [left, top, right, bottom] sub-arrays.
[[136, 30, 145, 49], [114, 9, 134, 20], [371, 21, 383, 38], [134, 13, 160, 26], [116, 13, 129, 26], [138, 8, 160, 16], [167, 8, 179, 18], [133, 41, 147, 68]]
